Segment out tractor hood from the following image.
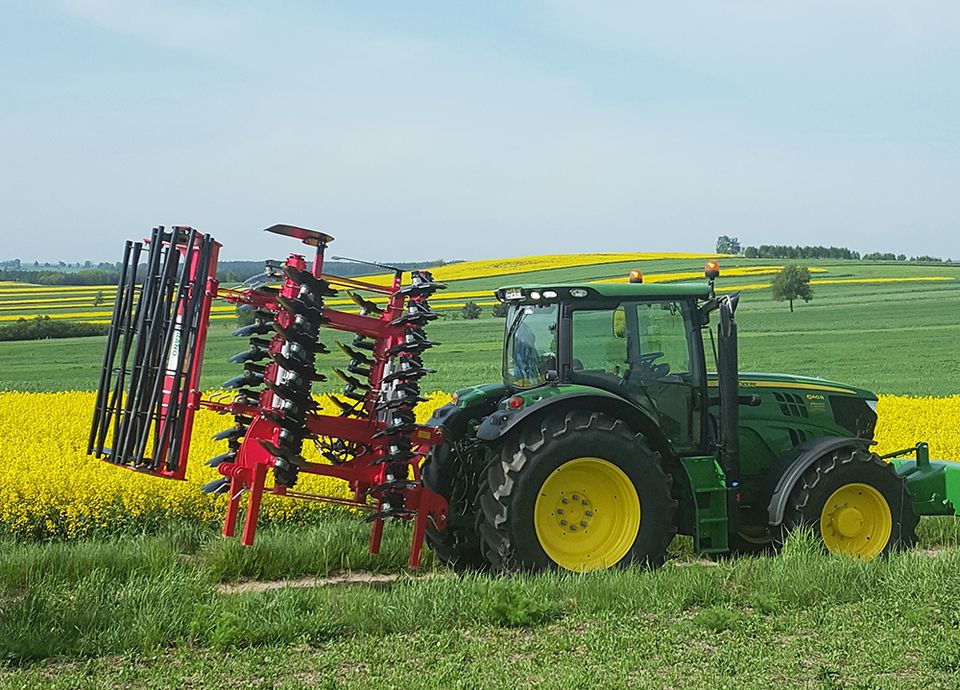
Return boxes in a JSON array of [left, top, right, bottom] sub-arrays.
[[708, 371, 877, 400]]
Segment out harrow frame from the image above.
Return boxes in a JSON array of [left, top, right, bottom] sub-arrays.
[[89, 224, 448, 568]]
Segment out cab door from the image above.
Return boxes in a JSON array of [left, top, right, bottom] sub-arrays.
[[567, 299, 706, 453], [621, 300, 705, 452]]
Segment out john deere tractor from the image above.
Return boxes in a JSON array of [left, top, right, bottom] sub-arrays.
[[422, 262, 960, 572]]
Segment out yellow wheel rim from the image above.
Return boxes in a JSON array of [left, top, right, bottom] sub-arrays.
[[819, 483, 892, 559], [533, 457, 641, 572]]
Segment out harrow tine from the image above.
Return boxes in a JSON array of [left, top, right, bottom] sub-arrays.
[[385, 340, 435, 357], [271, 351, 312, 372], [207, 450, 237, 468], [272, 320, 321, 347], [336, 341, 374, 365], [277, 295, 326, 322], [389, 312, 437, 328], [201, 478, 232, 495], [347, 362, 372, 378], [263, 410, 306, 433], [328, 394, 362, 417], [229, 344, 270, 364], [283, 265, 338, 297], [233, 321, 275, 337], [376, 396, 426, 411], [257, 438, 306, 466], [347, 291, 383, 315], [223, 370, 264, 389], [213, 423, 247, 442], [351, 335, 376, 351], [332, 368, 368, 390]]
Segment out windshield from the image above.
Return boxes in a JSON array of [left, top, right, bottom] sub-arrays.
[[503, 303, 559, 388]]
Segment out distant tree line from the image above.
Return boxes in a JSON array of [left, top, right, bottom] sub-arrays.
[[0, 259, 463, 286], [742, 245, 862, 260], [0, 268, 124, 285], [0, 315, 109, 341], [716, 236, 952, 263]]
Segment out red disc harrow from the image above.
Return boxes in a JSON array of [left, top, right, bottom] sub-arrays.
[[88, 224, 448, 568]]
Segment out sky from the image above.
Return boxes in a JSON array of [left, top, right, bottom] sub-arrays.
[[1, 1, 958, 263]]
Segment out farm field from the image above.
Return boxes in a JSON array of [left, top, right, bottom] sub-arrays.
[[2, 252, 960, 687], [3, 522, 960, 688], [1, 257, 958, 395]]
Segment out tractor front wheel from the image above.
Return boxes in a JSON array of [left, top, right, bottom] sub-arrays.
[[479, 411, 677, 573], [782, 448, 917, 559]]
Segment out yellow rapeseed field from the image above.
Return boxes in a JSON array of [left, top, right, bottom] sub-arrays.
[[0, 285, 116, 295], [2, 391, 958, 541], [357, 252, 722, 286], [0, 391, 452, 540], [590, 265, 829, 285], [0, 304, 238, 323]]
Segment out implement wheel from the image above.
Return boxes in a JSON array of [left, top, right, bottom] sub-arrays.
[[782, 448, 917, 559], [479, 411, 677, 573]]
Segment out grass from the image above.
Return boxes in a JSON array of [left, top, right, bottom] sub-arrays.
[[3, 522, 960, 687]]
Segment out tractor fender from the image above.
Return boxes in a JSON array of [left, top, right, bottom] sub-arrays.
[[475, 390, 675, 459], [425, 400, 495, 439], [767, 436, 876, 525]]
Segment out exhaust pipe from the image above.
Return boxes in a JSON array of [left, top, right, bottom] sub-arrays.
[[717, 293, 740, 489]]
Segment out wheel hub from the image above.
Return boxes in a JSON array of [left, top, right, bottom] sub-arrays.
[[555, 492, 593, 532], [834, 506, 865, 538]]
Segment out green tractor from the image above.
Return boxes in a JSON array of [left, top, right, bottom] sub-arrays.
[[422, 264, 960, 572]]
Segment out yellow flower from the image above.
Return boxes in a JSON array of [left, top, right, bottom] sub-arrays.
[[590, 265, 829, 285], [354, 253, 723, 286], [2, 390, 955, 540], [0, 390, 452, 539]]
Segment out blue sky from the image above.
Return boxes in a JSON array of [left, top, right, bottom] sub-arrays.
[[1, 1, 958, 262]]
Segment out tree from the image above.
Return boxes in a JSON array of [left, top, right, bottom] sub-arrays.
[[92, 290, 104, 307], [771, 265, 813, 313], [461, 301, 482, 320], [716, 235, 742, 255], [492, 301, 509, 318]]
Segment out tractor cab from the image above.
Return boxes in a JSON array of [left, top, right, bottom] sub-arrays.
[[496, 276, 727, 457]]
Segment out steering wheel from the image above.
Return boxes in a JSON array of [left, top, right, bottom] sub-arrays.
[[637, 352, 664, 366], [631, 351, 670, 383]]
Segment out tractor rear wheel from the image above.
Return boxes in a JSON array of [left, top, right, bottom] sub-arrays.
[[782, 447, 917, 559], [422, 436, 490, 571], [478, 411, 677, 573]]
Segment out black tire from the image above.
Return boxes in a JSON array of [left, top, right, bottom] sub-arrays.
[[728, 525, 776, 555], [707, 525, 776, 561], [781, 447, 918, 557], [422, 436, 490, 572], [478, 410, 677, 573]]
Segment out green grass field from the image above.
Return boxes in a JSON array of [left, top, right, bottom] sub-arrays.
[[3, 256, 960, 687], [3, 520, 960, 688], [2, 258, 958, 395]]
